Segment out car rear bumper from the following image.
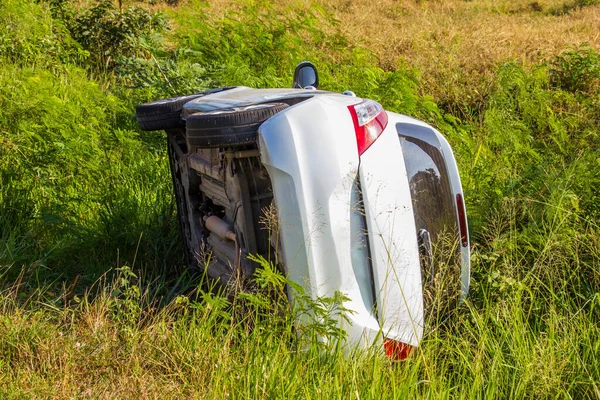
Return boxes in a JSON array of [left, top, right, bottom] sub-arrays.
[[258, 96, 425, 350]]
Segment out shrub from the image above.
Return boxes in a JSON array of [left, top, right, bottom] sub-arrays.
[[0, 0, 79, 66], [62, 0, 168, 71], [549, 46, 600, 94]]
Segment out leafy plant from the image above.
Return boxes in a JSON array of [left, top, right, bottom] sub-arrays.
[[66, 0, 167, 70], [108, 265, 142, 336], [240, 254, 353, 351], [549, 46, 600, 94]]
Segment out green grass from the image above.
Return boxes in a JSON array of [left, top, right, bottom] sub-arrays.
[[0, 0, 599, 397]]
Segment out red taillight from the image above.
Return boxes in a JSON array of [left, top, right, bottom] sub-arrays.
[[384, 338, 413, 360], [456, 193, 469, 247], [348, 99, 388, 156]]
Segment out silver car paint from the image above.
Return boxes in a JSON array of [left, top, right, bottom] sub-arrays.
[[258, 95, 426, 349]]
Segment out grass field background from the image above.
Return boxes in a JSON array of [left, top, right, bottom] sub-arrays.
[[1, 0, 599, 397]]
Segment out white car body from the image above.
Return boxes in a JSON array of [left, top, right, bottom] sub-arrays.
[[183, 86, 470, 354]]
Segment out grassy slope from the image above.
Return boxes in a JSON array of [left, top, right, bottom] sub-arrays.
[[208, 0, 600, 114], [1, 0, 599, 398]]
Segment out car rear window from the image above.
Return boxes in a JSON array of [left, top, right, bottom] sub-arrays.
[[397, 123, 461, 321]]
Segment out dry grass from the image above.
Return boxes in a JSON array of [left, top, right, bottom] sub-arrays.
[[202, 0, 600, 110]]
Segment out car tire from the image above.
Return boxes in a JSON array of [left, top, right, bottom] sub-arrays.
[[166, 130, 198, 271], [136, 94, 204, 131], [136, 87, 238, 131], [185, 103, 289, 148]]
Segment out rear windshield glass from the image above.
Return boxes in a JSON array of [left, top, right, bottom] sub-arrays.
[[399, 136, 458, 241], [397, 123, 461, 319]]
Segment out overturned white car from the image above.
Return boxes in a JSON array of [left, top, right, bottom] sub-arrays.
[[136, 62, 470, 360]]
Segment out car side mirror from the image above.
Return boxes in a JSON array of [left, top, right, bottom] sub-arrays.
[[292, 61, 319, 90]]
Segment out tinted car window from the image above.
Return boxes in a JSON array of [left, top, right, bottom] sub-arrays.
[[397, 123, 461, 322]]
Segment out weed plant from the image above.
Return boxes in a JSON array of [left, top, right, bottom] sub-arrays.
[[0, 0, 599, 397]]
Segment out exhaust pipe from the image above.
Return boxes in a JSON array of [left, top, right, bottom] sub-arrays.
[[203, 215, 237, 242]]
